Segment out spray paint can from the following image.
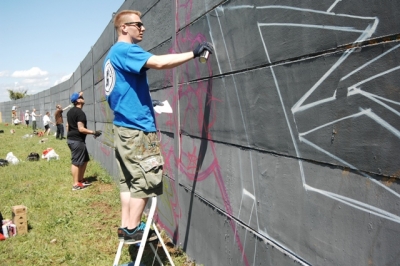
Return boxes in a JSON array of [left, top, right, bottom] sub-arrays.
[[199, 50, 210, 63]]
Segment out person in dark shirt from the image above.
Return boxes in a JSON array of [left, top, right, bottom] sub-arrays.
[[66, 92, 100, 190], [54, 104, 71, 139]]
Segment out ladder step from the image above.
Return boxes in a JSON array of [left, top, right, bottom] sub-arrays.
[[119, 262, 145, 266], [113, 196, 175, 266]]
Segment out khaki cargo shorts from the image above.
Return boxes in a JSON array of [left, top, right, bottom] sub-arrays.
[[114, 125, 163, 198]]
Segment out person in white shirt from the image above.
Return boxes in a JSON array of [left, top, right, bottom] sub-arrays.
[[13, 118, 21, 125], [24, 110, 30, 127], [31, 108, 41, 131], [43, 111, 55, 136]]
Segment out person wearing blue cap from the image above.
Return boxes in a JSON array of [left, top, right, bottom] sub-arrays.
[[103, 10, 213, 243], [66, 91, 102, 190]]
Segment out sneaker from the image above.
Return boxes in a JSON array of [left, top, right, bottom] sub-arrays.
[[72, 182, 88, 191], [123, 222, 158, 244], [117, 227, 126, 240], [79, 179, 92, 187]]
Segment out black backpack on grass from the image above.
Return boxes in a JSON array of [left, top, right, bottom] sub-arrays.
[[0, 159, 8, 166], [27, 152, 40, 161]]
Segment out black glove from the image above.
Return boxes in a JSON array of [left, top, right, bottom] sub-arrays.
[[193, 42, 214, 58], [152, 100, 164, 107], [93, 130, 102, 138]]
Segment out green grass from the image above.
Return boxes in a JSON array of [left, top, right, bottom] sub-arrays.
[[0, 123, 193, 266]]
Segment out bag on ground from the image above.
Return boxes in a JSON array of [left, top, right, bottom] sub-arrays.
[[5, 152, 19, 165], [27, 152, 40, 161], [42, 148, 59, 161]]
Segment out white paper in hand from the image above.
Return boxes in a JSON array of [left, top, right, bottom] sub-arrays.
[[154, 100, 173, 114]]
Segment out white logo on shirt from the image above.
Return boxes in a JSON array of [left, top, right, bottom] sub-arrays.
[[104, 59, 115, 96]]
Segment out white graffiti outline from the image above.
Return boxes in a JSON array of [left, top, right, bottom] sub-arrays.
[[208, 2, 399, 264], [256, 5, 400, 225], [213, 2, 400, 260]]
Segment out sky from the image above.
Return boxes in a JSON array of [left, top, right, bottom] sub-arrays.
[[0, 0, 125, 103]]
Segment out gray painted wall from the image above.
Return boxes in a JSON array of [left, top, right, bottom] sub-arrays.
[[1, 1, 400, 265]]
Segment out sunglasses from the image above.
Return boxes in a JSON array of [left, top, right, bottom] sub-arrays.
[[124, 21, 144, 29], [78, 96, 84, 100]]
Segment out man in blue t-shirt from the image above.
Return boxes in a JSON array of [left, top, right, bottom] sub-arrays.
[[104, 9, 213, 244]]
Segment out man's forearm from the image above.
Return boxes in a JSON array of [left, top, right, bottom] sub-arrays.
[[145, 52, 194, 70], [78, 125, 95, 135]]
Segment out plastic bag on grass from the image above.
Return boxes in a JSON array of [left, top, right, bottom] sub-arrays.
[[6, 152, 19, 165], [42, 148, 59, 161]]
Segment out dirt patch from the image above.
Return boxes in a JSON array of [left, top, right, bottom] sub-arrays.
[[94, 182, 115, 193]]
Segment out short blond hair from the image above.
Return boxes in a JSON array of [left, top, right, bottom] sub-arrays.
[[114, 10, 142, 33]]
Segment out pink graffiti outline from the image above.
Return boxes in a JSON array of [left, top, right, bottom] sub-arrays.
[[155, 1, 250, 265]]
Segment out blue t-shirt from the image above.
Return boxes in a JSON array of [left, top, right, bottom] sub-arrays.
[[103, 42, 156, 132]]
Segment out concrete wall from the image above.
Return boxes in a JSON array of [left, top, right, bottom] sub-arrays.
[[2, 1, 400, 265]]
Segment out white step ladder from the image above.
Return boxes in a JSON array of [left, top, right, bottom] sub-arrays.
[[113, 196, 175, 266]]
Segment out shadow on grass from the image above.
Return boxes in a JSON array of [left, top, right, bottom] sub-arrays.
[[126, 238, 183, 266], [84, 175, 98, 183]]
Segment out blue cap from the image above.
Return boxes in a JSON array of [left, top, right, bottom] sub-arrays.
[[70, 92, 79, 103]]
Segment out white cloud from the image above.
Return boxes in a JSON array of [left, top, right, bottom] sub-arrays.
[[11, 67, 48, 78], [54, 73, 72, 85], [0, 71, 9, 77], [0, 69, 73, 103], [22, 78, 50, 86]]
